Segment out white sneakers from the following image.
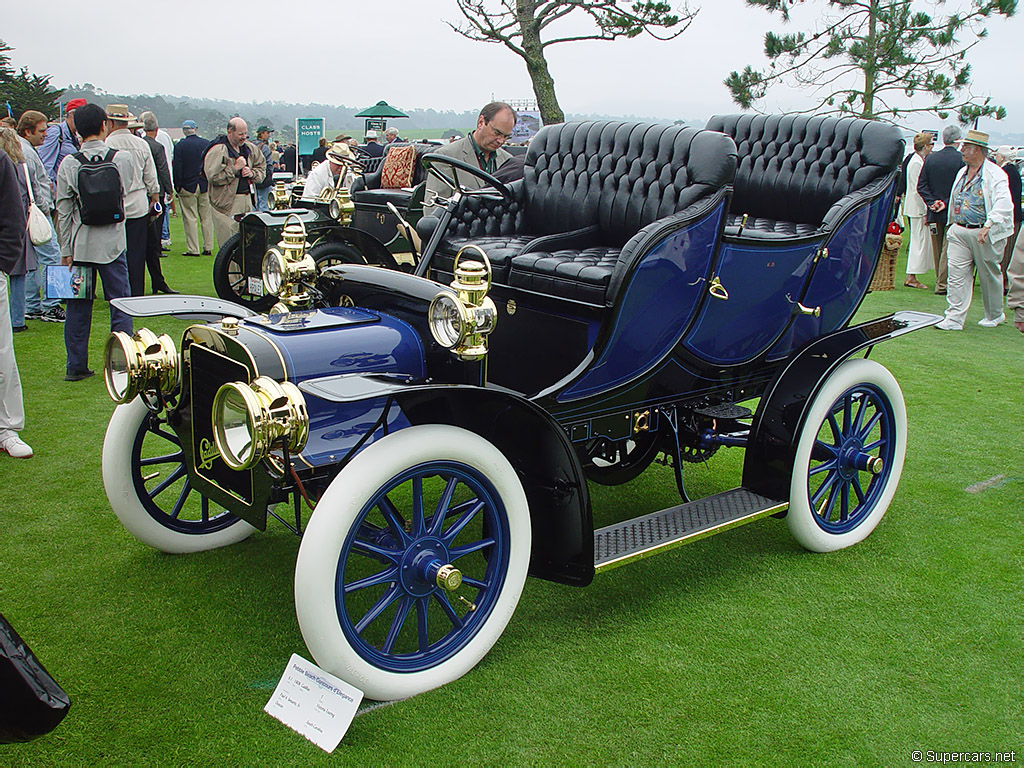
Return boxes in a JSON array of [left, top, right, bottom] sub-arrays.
[[0, 430, 33, 458], [935, 318, 963, 331], [978, 313, 1005, 328]]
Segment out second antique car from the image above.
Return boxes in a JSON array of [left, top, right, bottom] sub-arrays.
[[100, 114, 939, 701]]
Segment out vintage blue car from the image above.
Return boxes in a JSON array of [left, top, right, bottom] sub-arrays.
[[100, 114, 938, 701]]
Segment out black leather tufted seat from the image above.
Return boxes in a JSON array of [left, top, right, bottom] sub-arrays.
[[705, 114, 903, 240], [418, 121, 737, 305]]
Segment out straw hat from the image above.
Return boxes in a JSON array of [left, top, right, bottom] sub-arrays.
[[105, 104, 137, 123], [959, 129, 989, 151], [326, 142, 354, 163]]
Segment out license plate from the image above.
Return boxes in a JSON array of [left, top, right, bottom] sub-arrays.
[[247, 276, 264, 296]]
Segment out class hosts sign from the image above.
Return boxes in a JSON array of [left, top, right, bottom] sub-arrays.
[[296, 118, 326, 156]]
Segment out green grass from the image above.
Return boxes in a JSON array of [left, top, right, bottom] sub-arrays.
[[2, 219, 1022, 765]]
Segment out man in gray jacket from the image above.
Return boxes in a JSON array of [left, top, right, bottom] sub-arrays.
[[423, 102, 516, 215], [55, 103, 134, 381]]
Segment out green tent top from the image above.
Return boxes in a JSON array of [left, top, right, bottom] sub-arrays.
[[354, 100, 409, 118]]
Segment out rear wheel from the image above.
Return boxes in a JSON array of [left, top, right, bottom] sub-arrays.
[[102, 398, 256, 553], [294, 425, 530, 700], [787, 359, 906, 552]]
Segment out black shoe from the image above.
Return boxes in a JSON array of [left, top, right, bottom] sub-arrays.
[[154, 285, 179, 295], [65, 369, 95, 382], [202, 250, 212, 256], [12, 325, 27, 333], [182, 252, 200, 257]]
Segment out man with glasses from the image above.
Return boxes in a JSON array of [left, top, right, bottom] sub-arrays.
[[424, 101, 516, 214]]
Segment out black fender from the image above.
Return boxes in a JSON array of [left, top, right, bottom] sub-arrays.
[[300, 375, 594, 586], [742, 310, 939, 502], [310, 226, 399, 271]]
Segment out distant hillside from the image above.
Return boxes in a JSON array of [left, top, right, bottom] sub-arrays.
[[61, 84, 690, 142]]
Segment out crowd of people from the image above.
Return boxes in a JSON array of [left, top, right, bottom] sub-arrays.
[[3, 99, 1023, 461], [898, 125, 1024, 332]]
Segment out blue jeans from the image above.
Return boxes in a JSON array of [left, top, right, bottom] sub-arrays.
[[25, 230, 61, 314], [8, 273, 25, 328], [161, 207, 170, 241], [255, 185, 270, 212], [64, 254, 133, 374]]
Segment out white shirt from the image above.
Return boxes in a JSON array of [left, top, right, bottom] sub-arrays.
[[156, 129, 175, 188], [902, 152, 928, 219], [946, 158, 1014, 246], [301, 160, 352, 201], [105, 128, 159, 219]]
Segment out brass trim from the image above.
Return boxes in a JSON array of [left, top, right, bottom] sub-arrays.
[[708, 276, 729, 300], [594, 502, 788, 573]]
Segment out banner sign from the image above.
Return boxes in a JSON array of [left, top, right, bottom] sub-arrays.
[[296, 118, 325, 156], [511, 110, 541, 143]]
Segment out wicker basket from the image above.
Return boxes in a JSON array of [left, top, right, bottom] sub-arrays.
[[869, 232, 901, 291]]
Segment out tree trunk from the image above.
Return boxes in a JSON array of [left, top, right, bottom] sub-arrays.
[[861, 0, 879, 119], [517, 0, 565, 124]]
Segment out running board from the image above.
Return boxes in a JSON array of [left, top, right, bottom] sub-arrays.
[[594, 488, 787, 572]]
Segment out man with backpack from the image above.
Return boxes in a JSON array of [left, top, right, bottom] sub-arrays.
[[54, 103, 134, 382], [203, 117, 266, 249]]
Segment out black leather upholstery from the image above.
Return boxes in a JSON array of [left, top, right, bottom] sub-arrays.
[[706, 114, 903, 238], [422, 121, 737, 304]]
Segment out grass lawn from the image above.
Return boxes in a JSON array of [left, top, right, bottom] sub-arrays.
[[1, 216, 1021, 765]]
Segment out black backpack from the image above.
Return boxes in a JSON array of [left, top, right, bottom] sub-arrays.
[[73, 149, 125, 225]]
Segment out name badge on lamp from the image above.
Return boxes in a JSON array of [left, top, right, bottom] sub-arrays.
[[264, 654, 363, 752]]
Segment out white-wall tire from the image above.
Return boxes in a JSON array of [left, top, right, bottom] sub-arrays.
[[102, 398, 256, 553], [295, 424, 530, 701], [787, 358, 906, 552]]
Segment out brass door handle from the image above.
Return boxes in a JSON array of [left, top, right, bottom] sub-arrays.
[[708, 276, 729, 300], [796, 303, 821, 317]]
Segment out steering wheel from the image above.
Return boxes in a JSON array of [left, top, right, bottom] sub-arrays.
[[421, 153, 512, 203]]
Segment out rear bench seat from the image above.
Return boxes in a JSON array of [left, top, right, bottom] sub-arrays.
[[418, 120, 737, 306], [706, 114, 903, 240]]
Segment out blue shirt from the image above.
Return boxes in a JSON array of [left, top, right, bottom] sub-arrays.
[[951, 164, 987, 227], [37, 121, 79, 185]]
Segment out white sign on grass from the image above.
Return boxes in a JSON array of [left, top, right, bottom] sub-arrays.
[[264, 654, 364, 752]]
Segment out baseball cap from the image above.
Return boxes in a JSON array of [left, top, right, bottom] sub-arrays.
[[257, 125, 273, 134], [65, 98, 87, 112], [182, 119, 198, 130]]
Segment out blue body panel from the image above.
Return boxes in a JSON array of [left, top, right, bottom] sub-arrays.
[[243, 306, 424, 467], [766, 189, 895, 361], [557, 200, 725, 403], [682, 238, 822, 365]]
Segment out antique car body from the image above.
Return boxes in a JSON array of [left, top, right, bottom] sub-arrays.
[[102, 115, 939, 701]]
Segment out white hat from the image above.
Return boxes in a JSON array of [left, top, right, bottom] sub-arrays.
[[365, 130, 378, 139], [995, 145, 1015, 161]]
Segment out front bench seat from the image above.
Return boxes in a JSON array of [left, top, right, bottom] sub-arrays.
[[418, 120, 737, 305], [706, 114, 903, 240]]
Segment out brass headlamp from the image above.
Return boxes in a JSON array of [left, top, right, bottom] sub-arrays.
[[103, 328, 179, 404], [212, 376, 309, 471], [428, 245, 497, 361], [262, 214, 317, 310]]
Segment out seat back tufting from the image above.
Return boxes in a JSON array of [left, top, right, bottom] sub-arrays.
[[706, 114, 902, 226], [523, 121, 736, 245]]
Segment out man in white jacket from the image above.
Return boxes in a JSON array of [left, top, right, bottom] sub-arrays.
[[936, 130, 1014, 330]]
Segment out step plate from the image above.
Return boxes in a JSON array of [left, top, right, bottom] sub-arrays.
[[594, 488, 787, 572]]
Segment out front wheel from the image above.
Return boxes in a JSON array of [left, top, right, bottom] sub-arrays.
[[212, 233, 274, 312], [787, 358, 906, 552], [307, 240, 367, 271], [294, 425, 530, 700], [102, 398, 257, 553]]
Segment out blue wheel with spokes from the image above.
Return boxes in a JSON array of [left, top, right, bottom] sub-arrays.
[[787, 359, 906, 552], [295, 425, 530, 701], [102, 398, 256, 553]]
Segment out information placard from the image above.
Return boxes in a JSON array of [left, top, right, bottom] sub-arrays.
[[264, 654, 363, 753]]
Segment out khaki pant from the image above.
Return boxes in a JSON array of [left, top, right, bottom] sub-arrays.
[[1000, 221, 1021, 285], [178, 188, 214, 254], [944, 224, 1004, 327], [929, 222, 949, 293], [212, 194, 252, 251], [1007, 229, 1024, 324]]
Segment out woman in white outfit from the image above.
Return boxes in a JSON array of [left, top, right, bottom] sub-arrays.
[[903, 132, 934, 289]]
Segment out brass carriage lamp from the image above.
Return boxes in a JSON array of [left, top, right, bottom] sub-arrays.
[[103, 328, 180, 404], [262, 214, 317, 312], [269, 179, 290, 210], [428, 245, 497, 361]]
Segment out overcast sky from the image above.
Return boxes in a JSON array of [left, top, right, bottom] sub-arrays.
[[5, 0, 1023, 135]]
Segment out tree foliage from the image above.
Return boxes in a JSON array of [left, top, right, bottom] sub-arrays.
[[0, 40, 63, 120], [447, 1, 697, 125], [725, 0, 1017, 124]]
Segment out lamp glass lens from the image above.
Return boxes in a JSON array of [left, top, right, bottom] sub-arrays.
[[217, 387, 255, 466]]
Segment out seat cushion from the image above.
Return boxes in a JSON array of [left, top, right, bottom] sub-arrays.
[[351, 188, 415, 208], [508, 247, 621, 304], [380, 145, 417, 189], [434, 235, 536, 282], [723, 213, 819, 239]]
